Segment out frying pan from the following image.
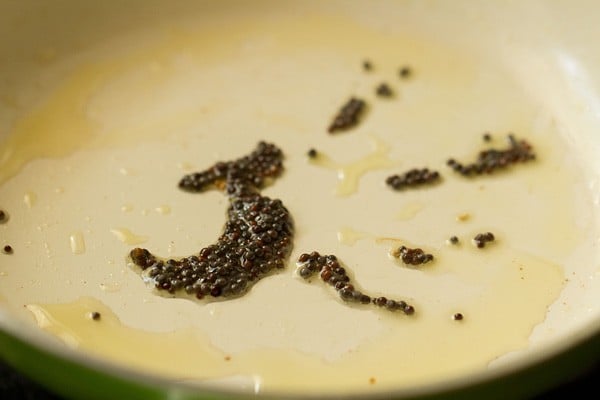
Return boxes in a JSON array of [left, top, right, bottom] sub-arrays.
[[0, 1, 599, 399]]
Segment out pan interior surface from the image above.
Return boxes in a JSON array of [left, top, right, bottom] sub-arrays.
[[0, 1, 599, 398]]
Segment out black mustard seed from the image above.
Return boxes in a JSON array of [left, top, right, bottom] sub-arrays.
[[2, 245, 12, 254], [307, 148, 318, 158], [90, 311, 101, 321], [453, 312, 464, 321], [130, 142, 294, 300]]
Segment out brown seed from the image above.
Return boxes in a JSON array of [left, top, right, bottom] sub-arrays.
[[403, 305, 415, 315], [375, 83, 393, 98], [362, 60, 373, 71], [453, 312, 464, 321], [2, 245, 12, 254], [90, 311, 101, 321], [307, 148, 318, 158], [399, 66, 412, 78], [0, 210, 6, 223]]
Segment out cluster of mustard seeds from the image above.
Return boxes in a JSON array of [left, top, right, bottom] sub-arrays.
[[178, 141, 284, 195], [473, 232, 495, 248], [297, 251, 415, 315], [393, 245, 434, 266], [328, 97, 366, 133], [386, 168, 441, 190], [130, 142, 294, 299], [447, 134, 536, 176]]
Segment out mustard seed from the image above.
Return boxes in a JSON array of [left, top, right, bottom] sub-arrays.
[[399, 66, 412, 78], [307, 148, 318, 158], [2, 245, 12, 254], [362, 60, 373, 71], [375, 83, 393, 98], [90, 311, 101, 321], [0, 210, 6, 223], [453, 313, 464, 321]]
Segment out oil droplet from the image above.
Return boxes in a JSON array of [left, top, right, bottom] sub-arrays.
[[23, 191, 37, 208], [69, 231, 86, 255], [337, 227, 370, 246], [99, 282, 121, 293], [177, 162, 194, 172], [119, 167, 135, 176], [110, 228, 148, 245], [309, 135, 396, 196], [155, 205, 171, 215], [396, 202, 424, 221], [121, 204, 134, 213], [456, 213, 471, 222], [25, 297, 230, 379]]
